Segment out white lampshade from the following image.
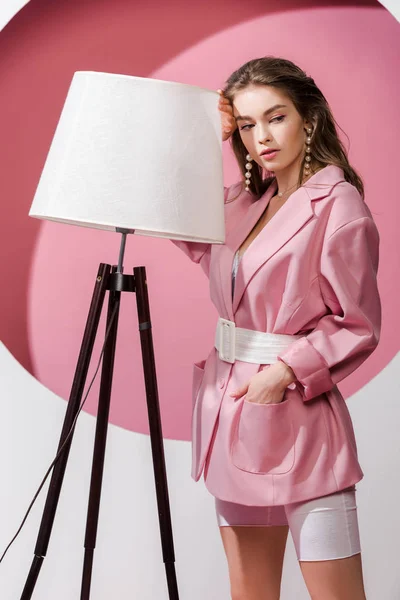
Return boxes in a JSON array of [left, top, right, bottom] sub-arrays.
[[29, 71, 225, 244]]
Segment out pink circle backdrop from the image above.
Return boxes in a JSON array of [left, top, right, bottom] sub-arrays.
[[25, 6, 399, 440], [0, 1, 395, 439]]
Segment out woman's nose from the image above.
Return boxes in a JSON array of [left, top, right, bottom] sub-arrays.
[[258, 128, 272, 145]]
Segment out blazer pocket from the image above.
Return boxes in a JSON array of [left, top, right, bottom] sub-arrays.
[[192, 359, 206, 408], [230, 392, 295, 475]]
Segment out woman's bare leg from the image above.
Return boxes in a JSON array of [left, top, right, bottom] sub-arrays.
[[219, 525, 289, 600], [300, 552, 367, 600]]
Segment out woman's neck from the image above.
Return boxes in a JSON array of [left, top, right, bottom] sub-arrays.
[[274, 162, 324, 198]]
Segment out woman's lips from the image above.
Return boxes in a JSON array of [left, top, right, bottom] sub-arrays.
[[261, 150, 280, 160]]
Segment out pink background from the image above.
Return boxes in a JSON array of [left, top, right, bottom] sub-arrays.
[[0, 0, 398, 441]]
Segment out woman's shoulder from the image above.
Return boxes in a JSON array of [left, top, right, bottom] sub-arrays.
[[325, 178, 375, 236]]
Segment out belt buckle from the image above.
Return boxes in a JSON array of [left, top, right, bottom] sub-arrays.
[[218, 318, 236, 364]]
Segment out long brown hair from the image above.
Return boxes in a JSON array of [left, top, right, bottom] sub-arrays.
[[223, 56, 364, 199]]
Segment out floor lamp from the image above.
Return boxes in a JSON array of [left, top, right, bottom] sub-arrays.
[[24, 71, 225, 599]]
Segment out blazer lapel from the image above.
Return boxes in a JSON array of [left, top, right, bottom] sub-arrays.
[[217, 165, 346, 319], [217, 180, 277, 320], [232, 185, 315, 315], [230, 165, 345, 315]]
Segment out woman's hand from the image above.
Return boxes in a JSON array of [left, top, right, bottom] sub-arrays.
[[217, 89, 237, 142], [229, 362, 296, 405]]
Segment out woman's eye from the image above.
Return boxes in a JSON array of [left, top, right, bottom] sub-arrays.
[[270, 115, 285, 123], [240, 116, 284, 131]]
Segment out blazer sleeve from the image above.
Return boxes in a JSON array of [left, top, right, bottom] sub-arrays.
[[170, 184, 233, 278], [277, 216, 382, 402]]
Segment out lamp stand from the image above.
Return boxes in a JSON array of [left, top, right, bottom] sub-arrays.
[[20, 232, 180, 599]]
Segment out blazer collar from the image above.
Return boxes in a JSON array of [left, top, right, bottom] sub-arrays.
[[218, 165, 346, 319]]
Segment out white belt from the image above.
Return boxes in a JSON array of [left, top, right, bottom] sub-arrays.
[[215, 317, 304, 364]]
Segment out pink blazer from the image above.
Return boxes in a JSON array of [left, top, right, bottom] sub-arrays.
[[172, 165, 381, 506]]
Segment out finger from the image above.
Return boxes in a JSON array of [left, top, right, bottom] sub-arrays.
[[217, 92, 231, 103], [222, 120, 236, 133], [219, 105, 233, 116], [229, 384, 248, 398], [219, 108, 234, 122], [220, 112, 234, 125]]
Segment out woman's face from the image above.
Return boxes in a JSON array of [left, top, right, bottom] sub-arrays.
[[232, 84, 310, 177]]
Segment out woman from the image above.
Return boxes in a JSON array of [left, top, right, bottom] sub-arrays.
[[173, 57, 381, 599]]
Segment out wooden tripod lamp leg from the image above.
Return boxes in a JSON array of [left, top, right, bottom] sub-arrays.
[[134, 266, 180, 600]]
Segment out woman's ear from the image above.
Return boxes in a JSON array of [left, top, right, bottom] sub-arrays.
[[304, 117, 317, 134]]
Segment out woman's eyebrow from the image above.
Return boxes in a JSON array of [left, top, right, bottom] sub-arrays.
[[235, 104, 287, 122]]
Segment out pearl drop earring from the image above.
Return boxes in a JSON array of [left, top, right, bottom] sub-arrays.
[[304, 127, 313, 176], [245, 154, 253, 191]]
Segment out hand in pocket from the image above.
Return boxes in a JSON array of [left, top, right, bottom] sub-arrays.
[[229, 361, 295, 405]]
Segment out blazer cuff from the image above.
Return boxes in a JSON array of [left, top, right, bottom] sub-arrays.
[[277, 336, 334, 401]]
